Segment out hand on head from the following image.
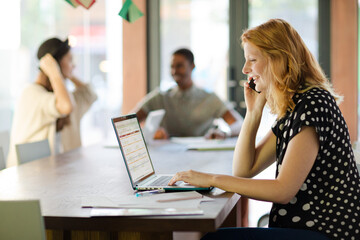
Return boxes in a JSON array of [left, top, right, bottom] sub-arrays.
[[39, 53, 62, 79]]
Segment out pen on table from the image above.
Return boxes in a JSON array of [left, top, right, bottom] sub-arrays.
[[210, 125, 219, 139], [135, 189, 165, 197]]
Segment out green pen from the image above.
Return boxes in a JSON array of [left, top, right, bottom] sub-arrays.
[[135, 189, 165, 197]]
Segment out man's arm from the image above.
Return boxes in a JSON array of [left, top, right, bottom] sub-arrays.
[[205, 109, 243, 139], [135, 108, 148, 123], [222, 109, 244, 137]]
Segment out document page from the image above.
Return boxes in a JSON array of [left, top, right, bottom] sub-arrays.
[[82, 191, 213, 209]]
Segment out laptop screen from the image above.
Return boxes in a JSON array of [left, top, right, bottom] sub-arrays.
[[112, 115, 155, 184]]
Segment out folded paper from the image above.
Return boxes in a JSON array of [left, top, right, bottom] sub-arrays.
[[75, 0, 96, 9], [119, 0, 144, 23], [65, 0, 79, 8]]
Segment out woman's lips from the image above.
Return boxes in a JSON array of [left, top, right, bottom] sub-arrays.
[[249, 76, 259, 83]]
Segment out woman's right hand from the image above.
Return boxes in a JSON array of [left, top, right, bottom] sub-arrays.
[[243, 80, 267, 114], [39, 53, 62, 79], [168, 170, 215, 188]]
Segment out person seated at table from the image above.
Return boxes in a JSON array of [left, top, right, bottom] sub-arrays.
[[132, 48, 243, 139], [169, 19, 360, 240], [7, 37, 97, 167]]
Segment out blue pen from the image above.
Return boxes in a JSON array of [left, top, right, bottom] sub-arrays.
[[135, 189, 165, 197]]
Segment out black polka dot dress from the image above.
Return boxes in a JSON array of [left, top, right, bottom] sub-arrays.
[[269, 87, 360, 240]]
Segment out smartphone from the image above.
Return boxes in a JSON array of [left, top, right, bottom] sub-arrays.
[[248, 78, 261, 93]]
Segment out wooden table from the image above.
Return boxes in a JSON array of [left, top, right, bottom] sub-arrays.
[[0, 141, 242, 240]]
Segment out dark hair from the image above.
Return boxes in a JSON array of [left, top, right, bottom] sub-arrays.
[[172, 48, 194, 65], [37, 38, 70, 63]]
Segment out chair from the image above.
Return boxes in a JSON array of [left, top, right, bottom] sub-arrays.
[[257, 212, 270, 227], [353, 149, 360, 172], [0, 130, 10, 164], [0, 200, 46, 240], [16, 139, 51, 164], [354, 149, 360, 163], [0, 108, 13, 132], [0, 146, 5, 170]]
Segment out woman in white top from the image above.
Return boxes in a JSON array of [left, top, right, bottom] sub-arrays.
[[7, 37, 97, 167]]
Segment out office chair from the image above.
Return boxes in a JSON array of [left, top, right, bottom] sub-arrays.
[[354, 149, 360, 172], [0, 130, 10, 164], [16, 139, 51, 164], [0, 200, 46, 240], [257, 212, 270, 227], [0, 146, 5, 170], [0, 109, 13, 134]]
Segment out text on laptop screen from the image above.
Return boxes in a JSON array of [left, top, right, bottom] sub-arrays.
[[114, 118, 153, 182]]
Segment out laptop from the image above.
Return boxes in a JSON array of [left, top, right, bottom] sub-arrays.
[[142, 109, 166, 143], [111, 114, 212, 191]]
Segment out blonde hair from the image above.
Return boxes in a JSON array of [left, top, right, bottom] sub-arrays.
[[241, 19, 342, 118]]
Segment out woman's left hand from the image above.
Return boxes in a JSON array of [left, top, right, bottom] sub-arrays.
[[153, 127, 169, 139], [168, 170, 214, 188]]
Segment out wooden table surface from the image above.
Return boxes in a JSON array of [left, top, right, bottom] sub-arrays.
[[0, 140, 240, 238]]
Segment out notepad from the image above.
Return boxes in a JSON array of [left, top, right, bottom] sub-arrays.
[[82, 191, 214, 210], [85, 191, 212, 217], [156, 191, 203, 202], [91, 207, 204, 217], [170, 137, 221, 145], [187, 142, 236, 151]]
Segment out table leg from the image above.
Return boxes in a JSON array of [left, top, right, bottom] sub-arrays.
[[240, 197, 249, 227], [219, 196, 248, 228]]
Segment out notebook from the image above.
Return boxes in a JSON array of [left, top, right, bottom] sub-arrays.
[[111, 114, 212, 191]]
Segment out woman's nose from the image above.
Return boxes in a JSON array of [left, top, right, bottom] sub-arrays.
[[242, 63, 250, 75]]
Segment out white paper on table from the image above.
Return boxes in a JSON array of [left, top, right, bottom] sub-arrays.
[[82, 191, 213, 209], [90, 207, 204, 217], [170, 137, 222, 145], [186, 142, 236, 151]]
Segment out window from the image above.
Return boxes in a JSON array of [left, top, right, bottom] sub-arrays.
[[159, 0, 229, 101], [0, 0, 123, 146], [249, 0, 318, 58]]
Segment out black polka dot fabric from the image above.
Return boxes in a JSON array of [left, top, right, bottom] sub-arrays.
[[269, 87, 360, 240]]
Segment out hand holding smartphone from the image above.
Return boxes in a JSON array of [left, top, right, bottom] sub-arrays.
[[248, 78, 261, 93]]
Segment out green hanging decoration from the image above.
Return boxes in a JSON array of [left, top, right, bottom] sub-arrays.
[[118, 0, 144, 23], [65, 0, 79, 8]]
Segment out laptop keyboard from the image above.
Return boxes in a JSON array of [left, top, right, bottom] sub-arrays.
[[150, 176, 173, 186]]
